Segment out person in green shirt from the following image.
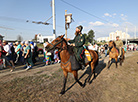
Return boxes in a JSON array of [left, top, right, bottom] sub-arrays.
[[24, 41, 33, 70], [68, 25, 85, 69], [15, 41, 21, 63]]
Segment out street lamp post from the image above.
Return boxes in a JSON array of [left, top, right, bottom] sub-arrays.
[[52, 0, 56, 39], [126, 26, 128, 47]]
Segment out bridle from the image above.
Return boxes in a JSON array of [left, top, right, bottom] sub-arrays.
[[48, 38, 67, 51], [109, 46, 113, 51], [48, 38, 70, 68]]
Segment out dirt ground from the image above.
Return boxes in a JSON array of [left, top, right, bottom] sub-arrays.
[[0, 51, 138, 102]]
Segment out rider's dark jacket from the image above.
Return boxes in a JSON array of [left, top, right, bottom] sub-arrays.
[[68, 33, 85, 61]]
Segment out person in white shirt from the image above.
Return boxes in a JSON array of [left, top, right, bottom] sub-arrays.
[[3, 40, 15, 71], [88, 43, 93, 50], [93, 43, 98, 51]]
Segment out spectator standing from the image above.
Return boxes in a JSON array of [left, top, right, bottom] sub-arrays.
[[88, 43, 94, 50], [15, 42, 21, 64], [34, 43, 38, 61], [104, 43, 108, 57], [24, 41, 33, 70], [9, 43, 16, 62], [3, 40, 15, 71], [20, 41, 26, 64], [93, 43, 98, 51], [30, 41, 36, 64], [54, 49, 60, 63]]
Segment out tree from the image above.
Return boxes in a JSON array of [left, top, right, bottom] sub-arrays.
[[83, 33, 89, 44], [17, 35, 23, 41], [32, 34, 37, 42], [88, 29, 95, 44], [34, 34, 37, 41]]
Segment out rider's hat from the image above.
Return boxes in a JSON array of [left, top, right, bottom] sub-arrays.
[[77, 25, 83, 32]]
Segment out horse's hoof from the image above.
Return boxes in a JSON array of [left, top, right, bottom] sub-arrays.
[[60, 91, 65, 95], [81, 85, 85, 88], [81, 84, 85, 88]]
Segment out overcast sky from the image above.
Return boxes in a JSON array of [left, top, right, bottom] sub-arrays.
[[0, 0, 138, 40]]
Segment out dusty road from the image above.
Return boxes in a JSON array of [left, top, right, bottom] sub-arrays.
[[0, 51, 138, 102]]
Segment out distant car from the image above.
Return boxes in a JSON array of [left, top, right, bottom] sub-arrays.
[[38, 48, 43, 54]]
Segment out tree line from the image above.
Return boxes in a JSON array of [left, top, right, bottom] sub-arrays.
[[83, 29, 95, 45]]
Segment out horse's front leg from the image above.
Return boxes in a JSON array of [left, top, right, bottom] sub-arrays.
[[107, 58, 112, 68], [60, 70, 68, 95], [72, 71, 84, 87]]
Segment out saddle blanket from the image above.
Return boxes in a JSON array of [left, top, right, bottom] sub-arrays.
[[84, 49, 92, 63]]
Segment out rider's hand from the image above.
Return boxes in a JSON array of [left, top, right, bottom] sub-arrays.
[[24, 55, 27, 58], [65, 38, 70, 41]]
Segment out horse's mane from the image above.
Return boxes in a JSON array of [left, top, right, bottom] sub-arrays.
[[62, 38, 74, 55], [109, 40, 116, 47]]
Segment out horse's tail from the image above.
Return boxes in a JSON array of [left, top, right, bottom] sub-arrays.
[[94, 51, 99, 67]]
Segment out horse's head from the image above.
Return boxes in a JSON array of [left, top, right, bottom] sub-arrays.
[[45, 34, 66, 51], [109, 40, 116, 48]]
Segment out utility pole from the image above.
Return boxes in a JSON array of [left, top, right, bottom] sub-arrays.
[[125, 26, 128, 47], [65, 10, 67, 38], [52, 0, 56, 39], [65, 10, 73, 38]]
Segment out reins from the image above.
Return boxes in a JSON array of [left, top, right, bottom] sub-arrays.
[[49, 38, 70, 68]]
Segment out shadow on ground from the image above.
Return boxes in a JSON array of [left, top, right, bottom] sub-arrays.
[[64, 59, 106, 94]]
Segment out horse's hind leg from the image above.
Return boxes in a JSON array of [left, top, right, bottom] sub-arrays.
[[120, 57, 122, 66], [60, 71, 68, 95], [115, 58, 118, 68], [72, 71, 84, 87], [88, 63, 95, 83]]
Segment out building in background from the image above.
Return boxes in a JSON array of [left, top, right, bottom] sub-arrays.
[[36, 33, 55, 43], [97, 37, 109, 42], [109, 30, 130, 41], [97, 30, 130, 42]]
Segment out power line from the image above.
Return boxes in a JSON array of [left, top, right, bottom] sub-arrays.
[[61, 0, 111, 23], [0, 26, 14, 30]]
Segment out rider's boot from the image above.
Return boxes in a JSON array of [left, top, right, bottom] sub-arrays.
[[79, 59, 85, 70]]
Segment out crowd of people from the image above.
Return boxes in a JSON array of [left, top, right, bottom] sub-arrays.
[[0, 25, 138, 72], [0, 40, 39, 71], [0, 36, 138, 72], [43, 40, 60, 66], [0, 39, 61, 71], [87, 40, 138, 58]]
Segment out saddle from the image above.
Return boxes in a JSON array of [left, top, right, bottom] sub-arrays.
[[68, 46, 92, 71], [116, 48, 123, 56], [68, 46, 92, 70]]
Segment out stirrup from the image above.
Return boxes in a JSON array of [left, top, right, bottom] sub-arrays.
[[81, 64, 85, 70]]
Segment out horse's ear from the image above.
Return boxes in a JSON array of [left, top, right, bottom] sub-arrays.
[[61, 34, 65, 38]]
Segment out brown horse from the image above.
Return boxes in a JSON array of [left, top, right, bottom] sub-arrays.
[[45, 35, 99, 95], [108, 40, 125, 68]]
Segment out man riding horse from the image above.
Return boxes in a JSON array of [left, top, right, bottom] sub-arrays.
[[115, 36, 123, 58], [67, 25, 85, 70]]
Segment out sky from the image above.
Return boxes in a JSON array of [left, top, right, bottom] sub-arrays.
[[0, 0, 138, 40]]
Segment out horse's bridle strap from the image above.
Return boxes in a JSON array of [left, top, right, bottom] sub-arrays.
[[48, 38, 64, 50]]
